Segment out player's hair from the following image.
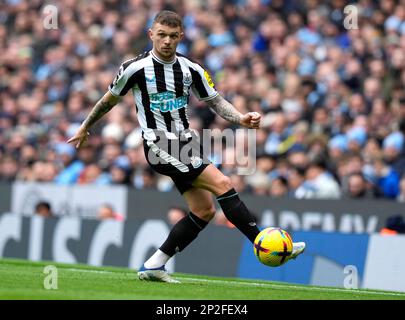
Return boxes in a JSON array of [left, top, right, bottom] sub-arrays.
[[153, 10, 183, 30]]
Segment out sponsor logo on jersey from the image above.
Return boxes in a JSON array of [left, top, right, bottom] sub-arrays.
[[150, 91, 187, 112]]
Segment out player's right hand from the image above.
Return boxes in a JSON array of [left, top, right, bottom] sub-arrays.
[[240, 112, 261, 129], [67, 128, 90, 148]]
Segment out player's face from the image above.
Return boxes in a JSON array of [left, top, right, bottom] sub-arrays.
[[149, 23, 183, 61]]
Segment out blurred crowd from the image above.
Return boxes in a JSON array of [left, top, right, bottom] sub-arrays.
[[1, 0, 405, 201]]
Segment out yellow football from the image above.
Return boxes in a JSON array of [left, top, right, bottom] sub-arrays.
[[253, 227, 293, 267]]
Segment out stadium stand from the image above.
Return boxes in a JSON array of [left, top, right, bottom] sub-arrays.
[[1, 0, 405, 201]]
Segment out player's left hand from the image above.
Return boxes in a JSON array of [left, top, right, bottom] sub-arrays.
[[67, 128, 90, 149], [240, 112, 261, 129]]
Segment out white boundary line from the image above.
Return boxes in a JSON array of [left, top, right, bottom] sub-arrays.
[[65, 268, 133, 275], [178, 277, 405, 297], [64, 268, 405, 297]]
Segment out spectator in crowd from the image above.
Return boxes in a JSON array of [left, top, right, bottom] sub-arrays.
[[77, 163, 109, 185], [53, 143, 84, 185], [343, 173, 378, 199], [269, 175, 289, 198], [245, 171, 271, 196], [327, 134, 348, 167], [166, 206, 187, 225], [338, 153, 366, 194], [229, 172, 250, 194], [287, 150, 310, 172], [34, 201, 53, 218], [295, 157, 341, 199], [346, 126, 368, 155], [287, 166, 306, 197], [264, 113, 291, 156], [382, 130, 405, 175], [107, 155, 133, 185], [96, 204, 124, 221], [364, 155, 400, 199], [0, 156, 19, 182], [134, 167, 158, 190], [214, 209, 235, 229]]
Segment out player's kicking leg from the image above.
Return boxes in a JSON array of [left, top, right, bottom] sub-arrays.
[[290, 242, 306, 260], [192, 164, 306, 263], [138, 164, 305, 283], [138, 188, 215, 283]]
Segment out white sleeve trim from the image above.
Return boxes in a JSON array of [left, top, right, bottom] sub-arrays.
[[199, 92, 219, 102], [108, 86, 121, 97]]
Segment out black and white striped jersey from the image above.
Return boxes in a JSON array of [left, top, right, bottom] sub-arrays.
[[108, 50, 218, 141]]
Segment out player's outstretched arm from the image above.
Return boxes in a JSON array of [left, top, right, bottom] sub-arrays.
[[67, 91, 120, 148], [206, 95, 261, 129]]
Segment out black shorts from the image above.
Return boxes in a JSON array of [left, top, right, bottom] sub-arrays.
[[143, 131, 210, 194]]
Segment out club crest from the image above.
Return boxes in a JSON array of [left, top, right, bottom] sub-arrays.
[[190, 156, 203, 169], [183, 73, 192, 86]]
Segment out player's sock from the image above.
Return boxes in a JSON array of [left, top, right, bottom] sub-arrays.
[[158, 212, 209, 259], [144, 249, 171, 269], [217, 188, 260, 243]]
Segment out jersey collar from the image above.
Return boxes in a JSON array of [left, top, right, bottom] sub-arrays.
[[151, 50, 177, 65]]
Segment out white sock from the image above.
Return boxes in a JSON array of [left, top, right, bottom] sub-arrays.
[[144, 249, 171, 269]]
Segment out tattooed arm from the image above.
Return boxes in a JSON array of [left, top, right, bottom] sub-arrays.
[[81, 91, 120, 129], [206, 95, 243, 125], [206, 95, 261, 129], [67, 91, 120, 148]]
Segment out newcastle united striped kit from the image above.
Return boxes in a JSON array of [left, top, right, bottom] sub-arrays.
[[108, 51, 217, 193], [108, 50, 218, 141]]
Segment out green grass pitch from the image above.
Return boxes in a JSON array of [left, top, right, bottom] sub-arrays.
[[0, 258, 404, 300]]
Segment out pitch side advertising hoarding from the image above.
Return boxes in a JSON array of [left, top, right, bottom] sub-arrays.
[[126, 189, 404, 234], [11, 182, 127, 219], [1, 213, 405, 292], [3, 183, 405, 234]]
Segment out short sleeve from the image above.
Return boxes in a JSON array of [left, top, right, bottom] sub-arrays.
[[189, 64, 219, 101], [108, 62, 138, 97]]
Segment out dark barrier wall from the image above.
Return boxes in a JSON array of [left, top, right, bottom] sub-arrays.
[[127, 189, 405, 234], [4, 181, 405, 234], [127, 189, 186, 220], [0, 183, 11, 213], [0, 213, 243, 277]]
